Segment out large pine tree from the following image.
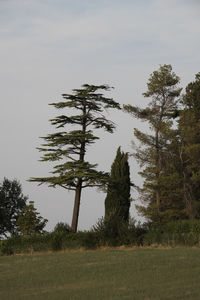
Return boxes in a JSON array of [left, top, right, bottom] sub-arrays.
[[123, 65, 182, 224], [178, 73, 200, 218], [105, 147, 131, 222], [30, 84, 120, 232], [154, 72, 200, 221]]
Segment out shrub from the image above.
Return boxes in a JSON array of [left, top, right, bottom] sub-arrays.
[[79, 232, 99, 249], [92, 217, 137, 247], [50, 232, 63, 251], [53, 222, 72, 234], [0, 241, 14, 255], [143, 220, 200, 246]]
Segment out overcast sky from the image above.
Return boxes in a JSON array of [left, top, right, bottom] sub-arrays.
[[1, 0, 200, 231]]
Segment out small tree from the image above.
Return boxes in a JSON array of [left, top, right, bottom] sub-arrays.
[[30, 84, 120, 232], [105, 147, 132, 222], [0, 178, 28, 237], [17, 201, 47, 235]]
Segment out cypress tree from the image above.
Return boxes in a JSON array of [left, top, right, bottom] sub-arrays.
[[105, 147, 131, 222], [29, 84, 120, 232]]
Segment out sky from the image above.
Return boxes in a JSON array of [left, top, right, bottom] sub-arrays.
[[1, 0, 200, 231]]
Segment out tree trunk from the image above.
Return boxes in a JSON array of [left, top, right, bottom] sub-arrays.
[[179, 146, 196, 219], [155, 128, 160, 213], [71, 100, 86, 232], [71, 179, 82, 232]]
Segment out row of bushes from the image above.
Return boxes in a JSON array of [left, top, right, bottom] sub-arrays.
[[0, 218, 145, 255], [1, 219, 200, 255], [143, 219, 200, 247]]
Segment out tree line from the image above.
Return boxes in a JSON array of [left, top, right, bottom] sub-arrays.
[[1, 64, 200, 237], [124, 65, 200, 225]]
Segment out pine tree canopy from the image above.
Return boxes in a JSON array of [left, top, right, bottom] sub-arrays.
[[29, 84, 121, 232], [30, 84, 120, 190], [177, 73, 200, 218], [123, 65, 182, 224]]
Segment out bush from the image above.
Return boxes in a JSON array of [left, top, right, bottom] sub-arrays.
[[0, 241, 14, 255], [0, 234, 52, 255], [92, 217, 137, 247], [50, 232, 63, 251], [53, 222, 72, 234], [143, 220, 200, 246], [79, 232, 99, 249]]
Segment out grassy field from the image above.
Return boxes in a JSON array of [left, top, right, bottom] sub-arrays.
[[1, 247, 200, 300]]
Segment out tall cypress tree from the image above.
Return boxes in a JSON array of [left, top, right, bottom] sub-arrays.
[[30, 84, 120, 232], [105, 147, 131, 222]]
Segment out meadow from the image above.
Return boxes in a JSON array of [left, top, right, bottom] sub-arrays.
[[1, 247, 200, 300]]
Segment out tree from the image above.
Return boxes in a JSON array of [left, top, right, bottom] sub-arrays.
[[154, 72, 200, 221], [0, 178, 28, 237], [178, 73, 200, 218], [123, 65, 182, 224], [17, 201, 47, 235], [30, 84, 120, 232], [105, 147, 131, 222]]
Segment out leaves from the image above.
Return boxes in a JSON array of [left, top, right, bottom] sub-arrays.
[[0, 178, 28, 237], [17, 201, 47, 235]]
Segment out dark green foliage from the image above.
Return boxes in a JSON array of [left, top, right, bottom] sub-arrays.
[[0, 178, 28, 237], [0, 241, 14, 255], [143, 220, 200, 246], [123, 65, 182, 224], [17, 201, 48, 235], [105, 147, 131, 222], [3, 219, 200, 255], [152, 72, 200, 222], [53, 222, 72, 234], [50, 232, 63, 251], [124, 68, 200, 225], [0, 234, 53, 255], [0, 223, 139, 255], [0, 234, 51, 255], [29, 84, 121, 232], [92, 217, 137, 247], [80, 231, 99, 249], [177, 73, 200, 218]]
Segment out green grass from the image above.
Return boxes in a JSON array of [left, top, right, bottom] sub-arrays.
[[1, 248, 200, 299]]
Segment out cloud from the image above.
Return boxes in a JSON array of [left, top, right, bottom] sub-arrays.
[[1, 0, 199, 63]]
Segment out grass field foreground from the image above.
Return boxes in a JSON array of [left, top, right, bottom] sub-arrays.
[[1, 248, 200, 299]]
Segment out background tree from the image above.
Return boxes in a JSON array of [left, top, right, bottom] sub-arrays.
[[123, 65, 182, 224], [156, 73, 200, 222], [0, 178, 28, 238], [17, 201, 47, 235], [30, 84, 120, 232], [178, 73, 200, 218], [105, 147, 131, 222]]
